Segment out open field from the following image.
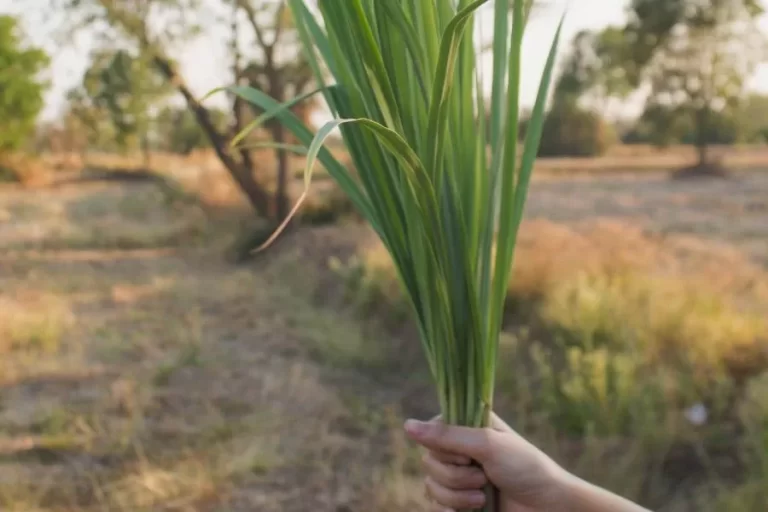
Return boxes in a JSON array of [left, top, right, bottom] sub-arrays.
[[528, 171, 768, 265], [1, 164, 768, 511]]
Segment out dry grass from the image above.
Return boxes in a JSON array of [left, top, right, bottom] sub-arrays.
[[534, 144, 768, 174], [2, 162, 768, 511], [333, 172, 768, 509], [0, 182, 212, 252], [0, 153, 53, 187], [0, 181, 421, 511], [0, 295, 72, 356]]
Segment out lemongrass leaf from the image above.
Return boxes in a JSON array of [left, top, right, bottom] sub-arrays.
[[228, 86, 378, 229], [233, 142, 308, 155], [230, 86, 330, 148]]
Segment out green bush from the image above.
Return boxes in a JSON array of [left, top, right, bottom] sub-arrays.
[[542, 272, 768, 378], [536, 103, 616, 157], [531, 343, 674, 437], [713, 373, 768, 510]]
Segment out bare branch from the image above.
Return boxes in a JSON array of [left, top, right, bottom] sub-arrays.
[[271, 1, 287, 46], [236, 0, 270, 51]]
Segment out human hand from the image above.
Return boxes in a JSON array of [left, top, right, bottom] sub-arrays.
[[404, 413, 566, 512]]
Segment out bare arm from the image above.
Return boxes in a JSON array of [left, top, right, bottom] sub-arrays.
[[560, 473, 650, 512], [404, 416, 651, 512]]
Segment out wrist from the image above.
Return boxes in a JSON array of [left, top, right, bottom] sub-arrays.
[[553, 470, 586, 511], [551, 468, 650, 512], [544, 460, 575, 511]]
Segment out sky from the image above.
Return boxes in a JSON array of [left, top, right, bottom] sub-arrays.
[[1, 0, 767, 122]]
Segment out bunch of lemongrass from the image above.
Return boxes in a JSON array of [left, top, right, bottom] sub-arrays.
[[230, 1, 562, 510]]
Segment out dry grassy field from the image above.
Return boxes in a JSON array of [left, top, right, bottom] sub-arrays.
[[1, 156, 768, 511]]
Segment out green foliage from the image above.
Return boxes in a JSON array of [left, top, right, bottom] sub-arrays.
[[233, 0, 563, 442], [714, 373, 768, 510], [542, 272, 767, 376], [735, 95, 768, 144], [536, 28, 625, 158], [624, 104, 692, 146], [625, 0, 767, 159], [155, 106, 228, 154], [625, 103, 740, 146], [537, 102, 615, 157], [553, 28, 632, 107], [65, 87, 119, 152], [532, 343, 674, 437], [0, 15, 49, 152], [80, 49, 171, 152]]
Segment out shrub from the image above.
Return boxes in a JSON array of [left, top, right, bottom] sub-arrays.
[[530, 343, 676, 437], [713, 373, 768, 510], [537, 102, 616, 157], [542, 272, 768, 378]]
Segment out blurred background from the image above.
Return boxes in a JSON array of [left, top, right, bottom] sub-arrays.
[[1, 0, 768, 510]]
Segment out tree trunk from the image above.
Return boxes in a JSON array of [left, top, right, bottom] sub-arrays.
[[228, 2, 261, 219], [141, 132, 151, 169], [152, 55, 271, 218], [272, 123, 290, 220], [695, 107, 710, 167], [697, 143, 708, 168]]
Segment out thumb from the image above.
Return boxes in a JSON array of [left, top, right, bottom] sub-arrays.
[[404, 419, 493, 462]]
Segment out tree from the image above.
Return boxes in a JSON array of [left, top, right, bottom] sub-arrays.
[[63, 86, 118, 160], [85, 49, 171, 167], [0, 15, 49, 152], [553, 28, 632, 111], [155, 106, 229, 154], [235, 0, 315, 220], [48, 0, 315, 224], [735, 94, 768, 143], [65, 48, 170, 165], [623, 103, 692, 147], [626, 0, 766, 166], [534, 28, 627, 157]]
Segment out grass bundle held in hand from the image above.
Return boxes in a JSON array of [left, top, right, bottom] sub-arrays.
[[232, 1, 562, 508]]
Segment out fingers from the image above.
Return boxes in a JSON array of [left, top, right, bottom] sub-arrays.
[[430, 449, 472, 466], [404, 419, 495, 462], [422, 452, 487, 490], [428, 413, 513, 434], [425, 477, 486, 510]]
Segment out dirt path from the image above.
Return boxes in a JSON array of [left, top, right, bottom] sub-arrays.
[[528, 171, 768, 265], [0, 182, 431, 511], [1, 241, 432, 511]]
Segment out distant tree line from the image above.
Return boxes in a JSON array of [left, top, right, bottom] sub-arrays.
[[3, 0, 768, 215], [533, 0, 768, 160]]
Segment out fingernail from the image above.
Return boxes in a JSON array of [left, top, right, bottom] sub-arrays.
[[404, 419, 426, 437], [470, 492, 486, 506]]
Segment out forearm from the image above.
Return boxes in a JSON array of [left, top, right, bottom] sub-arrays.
[[557, 473, 651, 512]]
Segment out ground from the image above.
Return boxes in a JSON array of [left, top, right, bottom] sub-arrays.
[[1, 168, 767, 511]]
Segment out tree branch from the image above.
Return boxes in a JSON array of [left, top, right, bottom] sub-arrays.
[[271, 2, 287, 47], [152, 55, 271, 215], [237, 0, 271, 52]]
